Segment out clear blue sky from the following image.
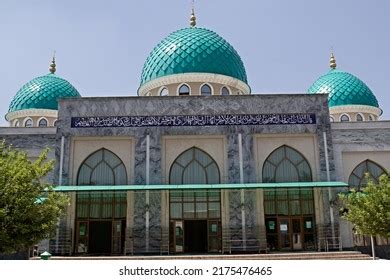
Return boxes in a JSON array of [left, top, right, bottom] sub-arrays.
[[1, 0, 389, 125]]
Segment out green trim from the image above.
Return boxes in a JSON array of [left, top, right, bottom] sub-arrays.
[[53, 182, 348, 192]]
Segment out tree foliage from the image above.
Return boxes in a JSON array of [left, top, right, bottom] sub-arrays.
[[339, 173, 390, 238], [0, 141, 69, 253]]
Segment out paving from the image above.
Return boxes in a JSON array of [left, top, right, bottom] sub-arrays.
[[32, 251, 373, 260]]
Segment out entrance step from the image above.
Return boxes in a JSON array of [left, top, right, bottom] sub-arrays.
[[31, 251, 372, 260]]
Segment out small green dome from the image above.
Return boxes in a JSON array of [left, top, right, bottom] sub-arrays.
[[8, 73, 81, 112], [308, 69, 379, 108], [140, 27, 248, 86]]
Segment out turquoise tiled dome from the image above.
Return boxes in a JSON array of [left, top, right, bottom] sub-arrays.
[[8, 73, 81, 112], [308, 69, 379, 108], [140, 27, 248, 86]]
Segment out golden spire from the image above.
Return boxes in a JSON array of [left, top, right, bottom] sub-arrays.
[[330, 52, 337, 70], [49, 51, 56, 74], [190, 0, 196, 27]]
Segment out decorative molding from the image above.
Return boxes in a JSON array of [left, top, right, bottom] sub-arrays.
[[71, 113, 316, 128], [5, 108, 58, 121], [138, 73, 251, 96], [330, 105, 382, 116]]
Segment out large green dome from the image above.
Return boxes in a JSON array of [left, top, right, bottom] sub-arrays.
[[8, 73, 81, 113], [308, 69, 379, 108], [140, 27, 248, 86]]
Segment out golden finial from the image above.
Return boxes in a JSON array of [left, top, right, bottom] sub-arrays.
[[330, 51, 337, 70], [190, 0, 196, 27], [49, 51, 56, 74]]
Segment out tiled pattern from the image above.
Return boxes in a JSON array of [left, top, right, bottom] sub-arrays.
[[9, 74, 81, 112], [309, 70, 379, 107], [140, 27, 247, 86], [308, 69, 379, 108]]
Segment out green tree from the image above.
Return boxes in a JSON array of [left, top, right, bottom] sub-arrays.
[[0, 141, 69, 254], [339, 173, 390, 238]]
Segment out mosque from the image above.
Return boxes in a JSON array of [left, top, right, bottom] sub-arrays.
[[1, 8, 389, 256]]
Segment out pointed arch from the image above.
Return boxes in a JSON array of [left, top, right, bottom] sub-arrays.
[[37, 117, 48, 127], [340, 114, 350, 122], [348, 159, 387, 189], [169, 147, 220, 184], [356, 113, 364, 122], [221, 86, 230, 96], [262, 145, 312, 183], [177, 83, 191, 96], [77, 148, 127, 186], [200, 83, 213, 96], [23, 117, 33, 127], [159, 86, 169, 96]]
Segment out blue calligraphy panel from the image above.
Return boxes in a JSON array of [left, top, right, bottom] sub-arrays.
[[70, 114, 316, 128]]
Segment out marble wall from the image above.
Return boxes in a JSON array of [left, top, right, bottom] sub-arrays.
[[331, 121, 390, 247], [0, 127, 57, 182], [54, 94, 335, 253]]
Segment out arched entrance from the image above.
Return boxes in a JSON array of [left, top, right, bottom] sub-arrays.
[[169, 147, 221, 253], [75, 148, 127, 255], [262, 145, 315, 251]]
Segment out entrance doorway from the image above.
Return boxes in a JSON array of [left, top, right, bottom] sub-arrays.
[[184, 220, 208, 252], [169, 190, 222, 254], [89, 221, 112, 254], [266, 216, 315, 251]]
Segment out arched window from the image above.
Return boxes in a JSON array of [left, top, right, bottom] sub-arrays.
[[77, 148, 127, 185], [14, 120, 20, 127], [348, 160, 387, 189], [169, 147, 220, 184], [330, 117, 334, 123], [160, 87, 169, 96], [38, 118, 48, 127], [53, 120, 58, 127], [178, 84, 190, 96], [356, 114, 364, 122], [200, 84, 212, 96], [221, 87, 230, 96], [340, 114, 350, 122], [75, 149, 127, 241], [368, 115, 374, 121], [262, 145, 312, 183], [24, 118, 33, 127]]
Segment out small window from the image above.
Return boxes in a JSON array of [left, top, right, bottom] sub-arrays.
[[24, 119, 33, 127], [160, 88, 169, 96], [53, 120, 58, 127], [340, 114, 350, 122], [356, 114, 363, 122], [178, 84, 190, 96], [368, 115, 374, 121], [329, 117, 334, 123], [14, 120, 20, 127], [200, 84, 212, 96], [221, 87, 230, 96], [38, 119, 48, 127]]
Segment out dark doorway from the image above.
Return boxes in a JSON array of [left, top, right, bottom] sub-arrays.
[[89, 221, 112, 254], [184, 220, 208, 253]]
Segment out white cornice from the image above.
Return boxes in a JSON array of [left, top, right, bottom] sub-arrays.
[[138, 73, 251, 96], [330, 105, 382, 116], [5, 109, 58, 121]]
